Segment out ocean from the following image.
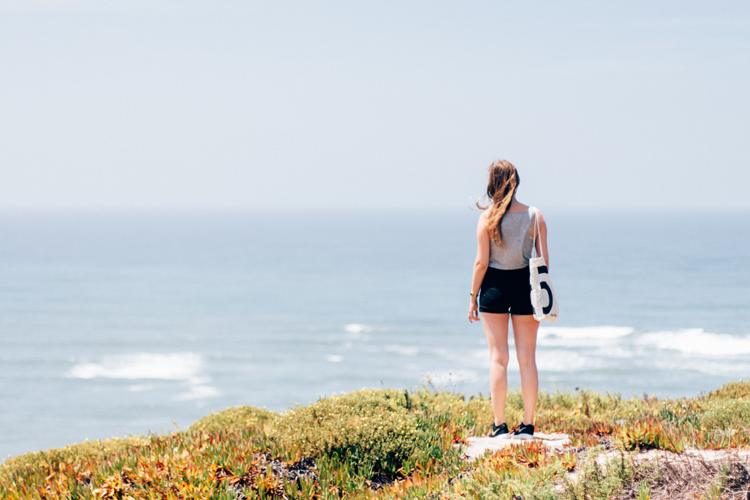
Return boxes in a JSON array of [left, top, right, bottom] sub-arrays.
[[0, 208, 748, 460]]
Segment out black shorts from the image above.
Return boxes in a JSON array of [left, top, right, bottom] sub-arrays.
[[479, 266, 534, 315]]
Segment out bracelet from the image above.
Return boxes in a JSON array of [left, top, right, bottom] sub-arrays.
[[470, 291, 477, 297]]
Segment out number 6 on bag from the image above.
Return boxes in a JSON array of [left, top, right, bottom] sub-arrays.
[[529, 207, 559, 322]]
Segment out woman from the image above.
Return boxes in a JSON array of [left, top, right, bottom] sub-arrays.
[[468, 160, 548, 439]]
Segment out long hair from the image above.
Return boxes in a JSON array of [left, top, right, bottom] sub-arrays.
[[476, 160, 520, 247]]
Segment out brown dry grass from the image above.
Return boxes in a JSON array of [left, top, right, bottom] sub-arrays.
[[616, 452, 750, 500]]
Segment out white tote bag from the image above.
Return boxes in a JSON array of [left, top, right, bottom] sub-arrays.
[[529, 207, 559, 322]]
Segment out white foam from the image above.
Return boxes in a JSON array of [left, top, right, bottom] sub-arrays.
[[461, 326, 750, 381], [344, 324, 373, 334], [68, 353, 202, 380], [67, 352, 221, 400], [538, 326, 634, 339], [591, 346, 637, 359], [325, 354, 344, 363], [637, 329, 750, 356]]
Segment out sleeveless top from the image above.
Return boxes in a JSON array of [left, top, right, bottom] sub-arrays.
[[488, 208, 536, 270]]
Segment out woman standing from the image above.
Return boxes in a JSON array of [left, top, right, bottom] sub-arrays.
[[468, 160, 548, 439]]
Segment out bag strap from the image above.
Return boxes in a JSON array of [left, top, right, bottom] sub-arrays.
[[532, 207, 544, 262]]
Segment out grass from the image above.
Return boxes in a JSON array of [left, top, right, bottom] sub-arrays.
[[2, 381, 750, 499]]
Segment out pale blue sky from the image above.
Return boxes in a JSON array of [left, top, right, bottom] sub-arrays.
[[1, 1, 748, 209]]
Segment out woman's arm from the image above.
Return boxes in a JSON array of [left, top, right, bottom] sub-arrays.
[[533, 209, 550, 268], [469, 213, 490, 323]]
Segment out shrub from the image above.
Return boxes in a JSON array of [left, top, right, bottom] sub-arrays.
[[559, 451, 636, 500], [188, 405, 277, 434], [699, 400, 750, 430], [0, 437, 147, 483], [705, 380, 750, 401], [269, 391, 421, 476]]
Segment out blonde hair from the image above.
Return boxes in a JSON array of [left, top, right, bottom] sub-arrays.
[[476, 160, 520, 247]]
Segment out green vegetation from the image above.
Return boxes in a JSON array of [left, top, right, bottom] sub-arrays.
[[704, 379, 750, 401], [190, 406, 278, 434], [2, 382, 750, 499], [268, 391, 422, 475]]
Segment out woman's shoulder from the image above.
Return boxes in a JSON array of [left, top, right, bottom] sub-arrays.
[[530, 206, 546, 226], [517, 204, 545, 226]]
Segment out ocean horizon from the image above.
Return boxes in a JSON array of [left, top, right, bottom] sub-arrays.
[[1, 207, 749, 460]]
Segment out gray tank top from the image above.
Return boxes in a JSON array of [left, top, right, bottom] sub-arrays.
[[488, 208, 535, 270]]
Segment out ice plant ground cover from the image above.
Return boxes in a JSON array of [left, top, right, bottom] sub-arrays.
[[2, 381, 750, 500]]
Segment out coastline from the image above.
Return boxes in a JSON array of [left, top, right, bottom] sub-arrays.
[[2, 209, 749, 458]]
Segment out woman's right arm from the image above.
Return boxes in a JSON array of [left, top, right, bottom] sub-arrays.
[[469, 214, 490, 323], [533, 209, 550, 268]]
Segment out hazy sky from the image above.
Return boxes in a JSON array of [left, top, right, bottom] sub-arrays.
[[1, 1, 748, 210]]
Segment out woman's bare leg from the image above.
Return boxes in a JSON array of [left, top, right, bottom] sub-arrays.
[[481, 312, 510, 425], [511, 314, 540, 425]]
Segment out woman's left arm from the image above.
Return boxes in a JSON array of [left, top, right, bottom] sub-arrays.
[[535, 210, 550, 268]]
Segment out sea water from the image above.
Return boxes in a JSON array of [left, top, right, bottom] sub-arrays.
[[0, 208, 748, 459]]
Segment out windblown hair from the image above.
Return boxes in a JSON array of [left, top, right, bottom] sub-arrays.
[[476, 160, 520, 247]]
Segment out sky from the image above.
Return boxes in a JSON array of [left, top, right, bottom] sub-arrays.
[[0, 1, 748, 210]]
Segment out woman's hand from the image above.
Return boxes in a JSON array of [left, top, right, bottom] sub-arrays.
[[468, 299, 479, 323]]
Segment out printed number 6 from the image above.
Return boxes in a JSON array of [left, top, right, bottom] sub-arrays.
[[540, 281, 553, 315]]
